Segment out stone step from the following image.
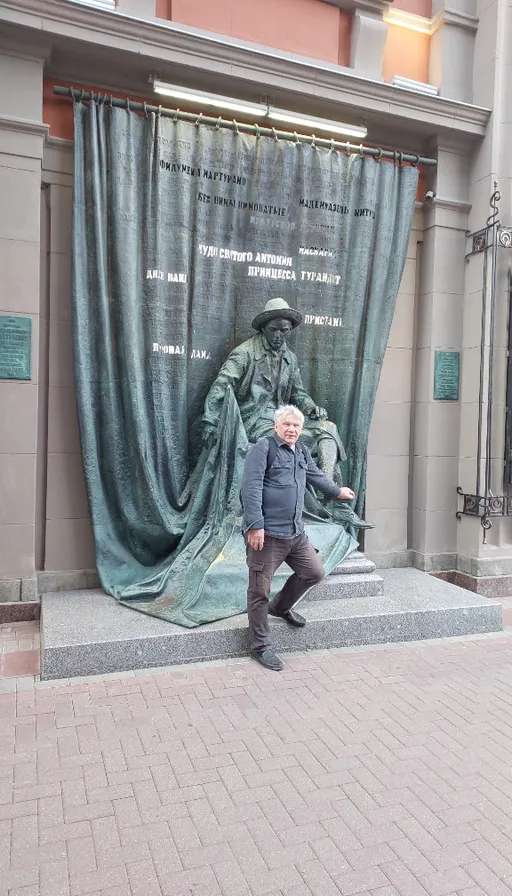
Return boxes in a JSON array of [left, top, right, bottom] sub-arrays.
[[331, 550, 376, 576], [40, 569, 502, 680], [308, 572, 384, 601]]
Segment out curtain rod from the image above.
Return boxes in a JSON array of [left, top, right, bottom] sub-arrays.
[[53, 86, 437, 167]]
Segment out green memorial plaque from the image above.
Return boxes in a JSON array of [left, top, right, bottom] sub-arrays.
[[0, 316, 32, 381], [434, 350, 459, 400]]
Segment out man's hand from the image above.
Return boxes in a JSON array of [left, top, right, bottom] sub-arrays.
[[338, 487, 355, 501], [309, 406, 328, 421], [202, 426, 216, 449], [247, 529, 265, 550]]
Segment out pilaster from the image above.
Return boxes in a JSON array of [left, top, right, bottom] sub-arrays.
[[320, 0, 391, 79], [350, 9, 388, 81], [411, 138, 470, 572], [429, 0, 478, 103], [0, 51, 47, 600], [365, 208, 423, 569], [42, 138, 96, 576], [456, 0, 512, 572]]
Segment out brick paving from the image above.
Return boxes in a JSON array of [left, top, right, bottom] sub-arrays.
[[0, 621, 39, 678], [1, 619, 512, 895]]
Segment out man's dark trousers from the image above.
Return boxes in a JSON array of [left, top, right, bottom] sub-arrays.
[[246, 532, 324, 652]]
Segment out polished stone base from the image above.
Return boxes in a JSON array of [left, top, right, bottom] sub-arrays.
[[0, 601, 40, 624], [433, 569, 512, 598], [41, 568, 502, 680]]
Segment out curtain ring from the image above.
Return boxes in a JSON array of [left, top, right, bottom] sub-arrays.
[[359, 144, 364, 158], [195, 112, 203, 127], [126, 98, 131, 114], [272, 127, 279, 141], [143, 101, 148, 117], [233, 119, 240, 134], [345, 141, 350, 156], [375, 147, 383, 162], [398, 151, 404, 166], [311, 133, 316, 148], [109, 94, 113, 108], [70, 87, 77, 103], [79, 89, 85, 104], [254, 123, 260, 138], [330, 138, 335, 152], [411, 153, 420, 167], [215, 116, 222, 129], [294, 131, 300, 144], [172, 106, 178, 121]]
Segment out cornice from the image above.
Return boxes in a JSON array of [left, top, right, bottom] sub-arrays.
[[423, 196, 472, 231], [0, 114, 49, 137], [385, 5, 478, 35], [431, 8, 479, 34], [430, 197, 472, 214], [0, 0, 490, 140], [45, 134, 73, 149]]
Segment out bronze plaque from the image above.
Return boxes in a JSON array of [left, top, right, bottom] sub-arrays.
[[0, 316, 32, 381], [434, 350, 459, 400]]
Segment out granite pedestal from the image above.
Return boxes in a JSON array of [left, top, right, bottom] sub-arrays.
[[41, 567, 503, 680]]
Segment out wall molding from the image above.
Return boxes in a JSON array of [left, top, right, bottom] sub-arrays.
[[0, 114, 48, 137], [384, 5, 478, 36], [45, 135, 73, 149], [431, 8, 479, 35], [0, 0, 490, 141]]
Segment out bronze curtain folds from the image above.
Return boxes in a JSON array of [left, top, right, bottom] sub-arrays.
[[72, 98, 418, 626]]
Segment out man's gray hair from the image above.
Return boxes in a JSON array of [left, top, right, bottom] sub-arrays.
[[274, 405, 305, 426]]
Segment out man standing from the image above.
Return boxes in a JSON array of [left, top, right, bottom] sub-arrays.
[[242, 405, 356, 671]]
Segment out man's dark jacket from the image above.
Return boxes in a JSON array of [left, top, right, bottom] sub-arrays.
[[242, 433, 340, 538]]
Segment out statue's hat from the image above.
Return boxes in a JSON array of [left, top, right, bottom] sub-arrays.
[[251, 297, 302, 331]]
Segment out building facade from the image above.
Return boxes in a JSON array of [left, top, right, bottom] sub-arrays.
[[0, 0, 509, 602]]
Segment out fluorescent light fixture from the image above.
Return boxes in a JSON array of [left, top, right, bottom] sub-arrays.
[[268, 108, 367, 139], [383, 9, 431, 34], [391, 76, 439, 97], [152, 80, 266, 117], [152, 80, 367, 139]]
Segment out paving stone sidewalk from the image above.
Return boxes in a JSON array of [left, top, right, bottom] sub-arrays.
[[0, 621, 39, 678], [3, 626, 512, 895]]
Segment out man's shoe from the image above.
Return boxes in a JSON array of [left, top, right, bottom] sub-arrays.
[[329, 502, 375, 530], [268, 607, 306, 627], [250, 649, 284, 671]]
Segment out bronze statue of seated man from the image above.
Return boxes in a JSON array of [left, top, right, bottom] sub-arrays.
[[202, 298, 372, 530]]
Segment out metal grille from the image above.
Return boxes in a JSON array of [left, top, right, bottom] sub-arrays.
[[457, 188, 512, 541]]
